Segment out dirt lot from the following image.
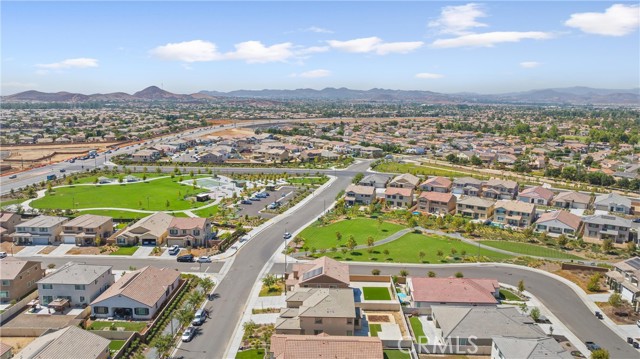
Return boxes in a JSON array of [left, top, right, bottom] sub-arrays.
[[595, 301, 640, 325], [553, 268, 607, 293], [2, 142, 118, 163], [2, 309, 79, 329], [207, 128, 255, 139], [178, 247, 218, 257], [0, 337, 36, 352], [66, 245, 118, 255], [37, 246, 57, 255], [367, 314, 391, 322], [0, 241, 24, 254]]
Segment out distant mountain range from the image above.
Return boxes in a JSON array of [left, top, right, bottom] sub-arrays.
[[3, 85, 639, 105]]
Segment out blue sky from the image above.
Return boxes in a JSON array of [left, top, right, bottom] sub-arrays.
[[2, 1, 639, 95]]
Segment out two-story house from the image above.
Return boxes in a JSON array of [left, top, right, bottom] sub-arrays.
[[130, 149, 161, 163], [358, 174, 390, 188], [166, 217, 215, 247], [582, 214, 633, 244], [551, 191, 591, 210], [482, 179, 519, 200], [517, 186, 555, 206], [534, 210, 582, 237], [493, 200, 536, 228], [11, 215, 68, 245], [113, 212, 173, 246], [594, 193, 633, 215], [452, 177, 484, 197], [275, 288, 358, 336], [286, 256, 350, 292], [417, 192, 456, 215], [60, 214, 113, 246], [0, 212, 22, 241], [388, 173, 420, 189], [420, 176, 452, 193], [384, 187, 414, 208], [456, 197, 495, 220], [606, 257, 640, 312], [0, 258, 44, 303], [344, 185, 376, 206], [37, 263, 114, 307]]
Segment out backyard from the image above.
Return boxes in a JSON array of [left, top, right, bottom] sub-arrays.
[[363, 287, 392, 301], [383, 350, 411, 359], [298, 218, 406, 250], [369, 323, 382, 337], [88, 320, 148, 332], [322, 232, 511, 263], [409, 316, 427, 344], [109, 340, 126, 352], [30, 176, 209, 211], [480, 240, 584, 260], [236, 349, 265, 359]]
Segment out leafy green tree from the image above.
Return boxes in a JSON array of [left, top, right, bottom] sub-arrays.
[[399, 269, 409, 277], [587, 273, 602, 292], [371, 269, 381, 275], [335, 231, 342, 242], [427, 271, 436, 278], [454, 271, 464, 278], [518, 280, 525, 293], [608, 292, 623, 308], [152, 334, 173, 359], [346, 236, 357, 251], [590, 349, 609, 359], [419, 251, 426, 262], [529, 307, 540, 322], [601, 239, 613, 253]]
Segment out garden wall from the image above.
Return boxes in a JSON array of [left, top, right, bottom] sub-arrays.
[[0, 291, 38, 325]]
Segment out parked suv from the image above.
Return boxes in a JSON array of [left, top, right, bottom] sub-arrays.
[[168, 245, 180, 255], [177, 254, 194, 262], [192, 309, 207, 326]]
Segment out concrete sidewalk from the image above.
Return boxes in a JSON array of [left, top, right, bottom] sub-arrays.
[[14, 245, 46, 257], [48, 244, 74, 256]]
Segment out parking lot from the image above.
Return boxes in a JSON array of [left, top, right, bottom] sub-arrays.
[[234, 185, 298, 219]]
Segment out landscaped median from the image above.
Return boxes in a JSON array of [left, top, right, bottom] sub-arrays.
[[297, 218, 406, 250], [481, 240, 584, 260]]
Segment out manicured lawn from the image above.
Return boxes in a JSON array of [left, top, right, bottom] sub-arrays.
[[31, 177, 209, 211], [383, 350, 411, 359], [109, 340, 125, 351], [73, 173, 166, 184], [77, 209, 148, 220], [409, 316, 427, 344], [299, 218, 406, 250], [369, 323, 382, 337], [481, 240, 583, 259], [500, 289, 523, 301], [191, 205, 220, 218], [109, 246, 139, 256], [258, 282, 284, 297], [0, 198, 26, 207], [324, 232, 511, 263], [89, 321, 147, 332], [363, 287, 391, 300], [236, 349, 265, 359], [373, 161, 486, 179]]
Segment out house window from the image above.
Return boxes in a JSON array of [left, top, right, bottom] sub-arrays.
[[1, 280, 10, 286], [39, 228, 47, 232], [0, 291, 8, 298], [94, 306, 109, 314], [117, 238, 127, 245], [80, 296, 85, 302], [42, 284, 53, 290], [347, 330, 353, 336], [193, 230, 200, 236], [42, 296, 53, 304], [314, 318, 323, 324], [135, 308, 150, 316], [346, 318, 353, 324], [170, 230, 178, 235], [75, 285, 85, 290]]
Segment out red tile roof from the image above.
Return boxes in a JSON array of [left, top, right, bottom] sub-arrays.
[[385, 187, 413, 196], [169, 217, 207, 230], [418, 192, 454, 202], [409, 277, 499, 304], [270, 334, 383, 359]]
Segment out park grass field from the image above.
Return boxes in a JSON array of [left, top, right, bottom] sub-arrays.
[[323, 232, 511, 263], [298, 218, 406, 250], [31, 177, 208, 211], [363, 287, 392, 300], [480, 240, 583, 259], [372, 161, 487, 179]]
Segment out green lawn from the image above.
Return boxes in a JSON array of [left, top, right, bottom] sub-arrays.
[[31, 177, 209, 211], [299, 218, 406, 250], [73, 173, 166, 184], [324, 232, 511, 263], [235, 349, 265, 359], [363, 287, 392, 300], [0, 198, 26, 207], [369, 323, 382, 337], [78, 210, 149, 220], [89, 321, 147, 332], [191, 205, 220, 218], [258, 283, 285, 297], [481, 240, 584, 259], [409, 316, 427, 344], [109, 340, 125, 352], [500, 289, 523, 302], [373, 161, 486, 179], [383, 350, 411, 359], [109, 246, 140, 256]]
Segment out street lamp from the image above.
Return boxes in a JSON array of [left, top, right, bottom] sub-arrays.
[[284, 221, 289, 295]]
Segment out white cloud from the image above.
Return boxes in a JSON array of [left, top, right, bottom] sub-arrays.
[[432, 31, 553, 48], [327, 37, 424, 55], [415, 73, 444, 79], [565, 4, 640, 36], [295, 46, 330, 56], [291, 69, 332, 78], [36, 58, 98, 70], [304, 26, 333, 34], [224, 41, 294, 63], [429, 3, 488, 35], [150, 40, 221, 62], [520, 61, 542, 68]]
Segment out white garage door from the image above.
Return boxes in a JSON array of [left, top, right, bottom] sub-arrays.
[[621, 286, 634, 302], [63, 235, 76, 244], [32, 237, 49, 245]]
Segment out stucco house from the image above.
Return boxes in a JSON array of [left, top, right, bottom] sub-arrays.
[[417, 192, 456, 215], [551, 191, 591, 210], [0, 258, 44, 303], [534, 210, 582, 237], [60, 214, 113, 246], [517, 186, 554, 206], [286, 256, 350, 291], [11, 215, 67, 245], [419, 176, 452, 193], [384, 187, 414, 208], [165, 217, 215, 247], [493, 200, 536, 228], [344, 185, 376, 206], [594, 193, 633, 215], [113, 212, 173, 246], [37, 263, 114, 307]]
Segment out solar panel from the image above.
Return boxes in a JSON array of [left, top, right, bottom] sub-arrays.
[[627, 257, 640, 270], [302, 267, 323, 281]]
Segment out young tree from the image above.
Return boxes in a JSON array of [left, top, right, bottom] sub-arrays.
[[608, 292, 623, 308], [427, 271, 436, 278], [436, 249, 444, 257], [419, 251, 426, 262], [367, 236, 375, 248], [175, 307, 195, 329], [399, 269, 409, 277], [94, 234, 102, 247], [383, 249, 390, 257], [590, 349, 610, 359], [464, 221, 476, 236], [587, 273, 602, 292], [152, 334, 173, 359], [371, 269, 381, 275], [626, 241, 637, 254], [262, 274, 277, 288], [601, 239, 613, 253], [200, 277, 215, 299], [518, 279, 525, 294], [529, 307, 541, 322], [346, 236, 357, 251], [335, 231, 342, 242], [556, 235, 569, 248], [454, 271, 464, 278]]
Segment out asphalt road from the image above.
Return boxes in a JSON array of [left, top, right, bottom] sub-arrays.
[[342, 263, 639, 359], [174, 160, 372, 359], [11, 255, 225, 272]]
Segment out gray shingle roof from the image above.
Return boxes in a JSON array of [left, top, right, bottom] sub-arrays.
[[38, 263, 112, 285], [16, 326, 109, 359]]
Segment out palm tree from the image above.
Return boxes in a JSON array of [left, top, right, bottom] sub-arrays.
[[418, 251, 426, 262], [152, 334, 173, 359], [175, 307, 195, 329], [200, 277, 215, 299], [399, 269, 409, 277], [187, 291, 205, 309]]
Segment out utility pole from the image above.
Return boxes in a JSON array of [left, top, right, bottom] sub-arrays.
[[284, 222, 288, 295]]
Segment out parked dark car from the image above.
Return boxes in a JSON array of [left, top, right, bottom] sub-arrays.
[[240, 200, 252, 205], [177, 254, 194, 262], [595, 311, 604, 319], [585, 341, 601, 351]]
